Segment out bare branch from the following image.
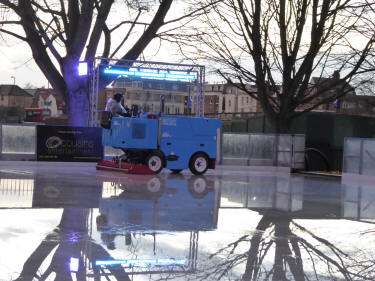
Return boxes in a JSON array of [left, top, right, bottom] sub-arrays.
[[172, 0, 375, 132], [85, 0, 114, 60], [30, 1, 63, 16], [0, 28, 26, 40], [122, 0, 173, 60], [110, 8, 142, 59]]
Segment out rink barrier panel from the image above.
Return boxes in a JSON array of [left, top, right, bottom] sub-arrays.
[[342, 137, 375, 221], [0, 123, 305, 170]]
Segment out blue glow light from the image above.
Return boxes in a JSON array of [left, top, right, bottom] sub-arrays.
[[69, 257, 79, 272], [78, 62, 88, 76], [95, 258, 187, 267], [103, 68, 196, 81], [67, 232, 81, 244]]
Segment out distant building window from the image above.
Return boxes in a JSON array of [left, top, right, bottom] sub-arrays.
[[229, 100, 231, 107], [26, 110, 41, 117], [1, 95, 3, 101], [247, 97, 249, 103]]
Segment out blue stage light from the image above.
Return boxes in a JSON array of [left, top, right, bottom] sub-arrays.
[[103, 69, 134, 76], [103, 68, 196, 81], [69, 257, 79, 272], [165, 73, 194, 80], [78, 62, 88, 76], [95, 258, 187, 267], [135, 71, 165, 78]]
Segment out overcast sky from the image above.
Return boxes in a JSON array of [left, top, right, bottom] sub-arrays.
[[0, 34, 186, 88], [0, 38, 47, 87]]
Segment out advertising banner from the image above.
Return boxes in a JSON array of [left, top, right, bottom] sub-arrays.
[[32, 176, 102, 208], [37, 125, 103, 162]]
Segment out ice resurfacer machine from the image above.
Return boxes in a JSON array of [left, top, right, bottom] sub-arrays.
[[97, 112, 222, 175]]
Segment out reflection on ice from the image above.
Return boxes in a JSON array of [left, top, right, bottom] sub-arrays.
[[200, 174, 375, 281], [97, 173, 219, 234], [0, 178, 34, 208], [93, 172, 219, 276], [342, 173, 375, 221], [220, 174, 304, 212], [95, 258, 187, 267], [1, 161, 375, 280]]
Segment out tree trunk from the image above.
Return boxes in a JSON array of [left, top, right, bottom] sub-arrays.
[[67, 88, 89, 126], [15, 239, 59, 281], [242, 216, 273, 280], [276, 118, 291, 134], [273, 219, 292, 281], [266, 114, 291, 134], [63, 62, 90, 126]]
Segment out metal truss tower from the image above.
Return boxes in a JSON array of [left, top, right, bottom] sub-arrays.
[[88, 58, 205, 127]]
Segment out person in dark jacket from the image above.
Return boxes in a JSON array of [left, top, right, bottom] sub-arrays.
[[105, 93, 128, 117]]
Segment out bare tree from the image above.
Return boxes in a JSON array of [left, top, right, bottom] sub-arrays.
[[16, 207, 132, 281], [23, 82, 37, 89], [169, 0, 375, 132], [189, 213, 375, 281], [0, 0, 204, 125]]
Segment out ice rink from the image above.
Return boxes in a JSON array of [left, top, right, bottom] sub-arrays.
[[0, 161, 374, 281]]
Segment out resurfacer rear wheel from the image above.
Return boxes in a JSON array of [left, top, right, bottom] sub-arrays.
[[145, 152, 164, 174], [189, 153, 208, 175]]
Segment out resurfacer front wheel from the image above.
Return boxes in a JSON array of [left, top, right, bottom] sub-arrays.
[[145, 152, 164, 174], [189, 153, 208, 175]]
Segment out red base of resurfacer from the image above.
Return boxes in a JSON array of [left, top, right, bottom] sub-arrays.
[[96, 160, 155, 175]]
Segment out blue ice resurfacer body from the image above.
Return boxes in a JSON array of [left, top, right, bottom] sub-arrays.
[[102, 114, 222, 174], [98, 174, 218, 232]]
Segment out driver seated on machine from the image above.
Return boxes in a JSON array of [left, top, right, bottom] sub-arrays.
[[105, 93, 129, 117]]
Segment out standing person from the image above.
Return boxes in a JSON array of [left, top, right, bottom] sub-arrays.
[[105, 93, 128, 117]]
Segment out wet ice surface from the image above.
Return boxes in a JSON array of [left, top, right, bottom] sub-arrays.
[[0, 161, 374, 281]]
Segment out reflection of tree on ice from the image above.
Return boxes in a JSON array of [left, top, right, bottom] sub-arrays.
[[15, 208, 131, 281], [198, 214, 375, 281]]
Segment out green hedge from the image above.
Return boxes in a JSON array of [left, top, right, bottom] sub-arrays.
[[0, 106, 25, 123]]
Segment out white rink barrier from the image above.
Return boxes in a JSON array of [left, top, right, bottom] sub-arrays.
[[222, 133, 305, 170], [342, 137, 375, 221]]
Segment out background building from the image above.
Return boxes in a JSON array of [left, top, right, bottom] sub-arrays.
[[0, 85, 33, 108], [338, 94, 375, 116], [30, 88, 66, 117], [195, 83, 259, 120], [97, 74, 375, 121]]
